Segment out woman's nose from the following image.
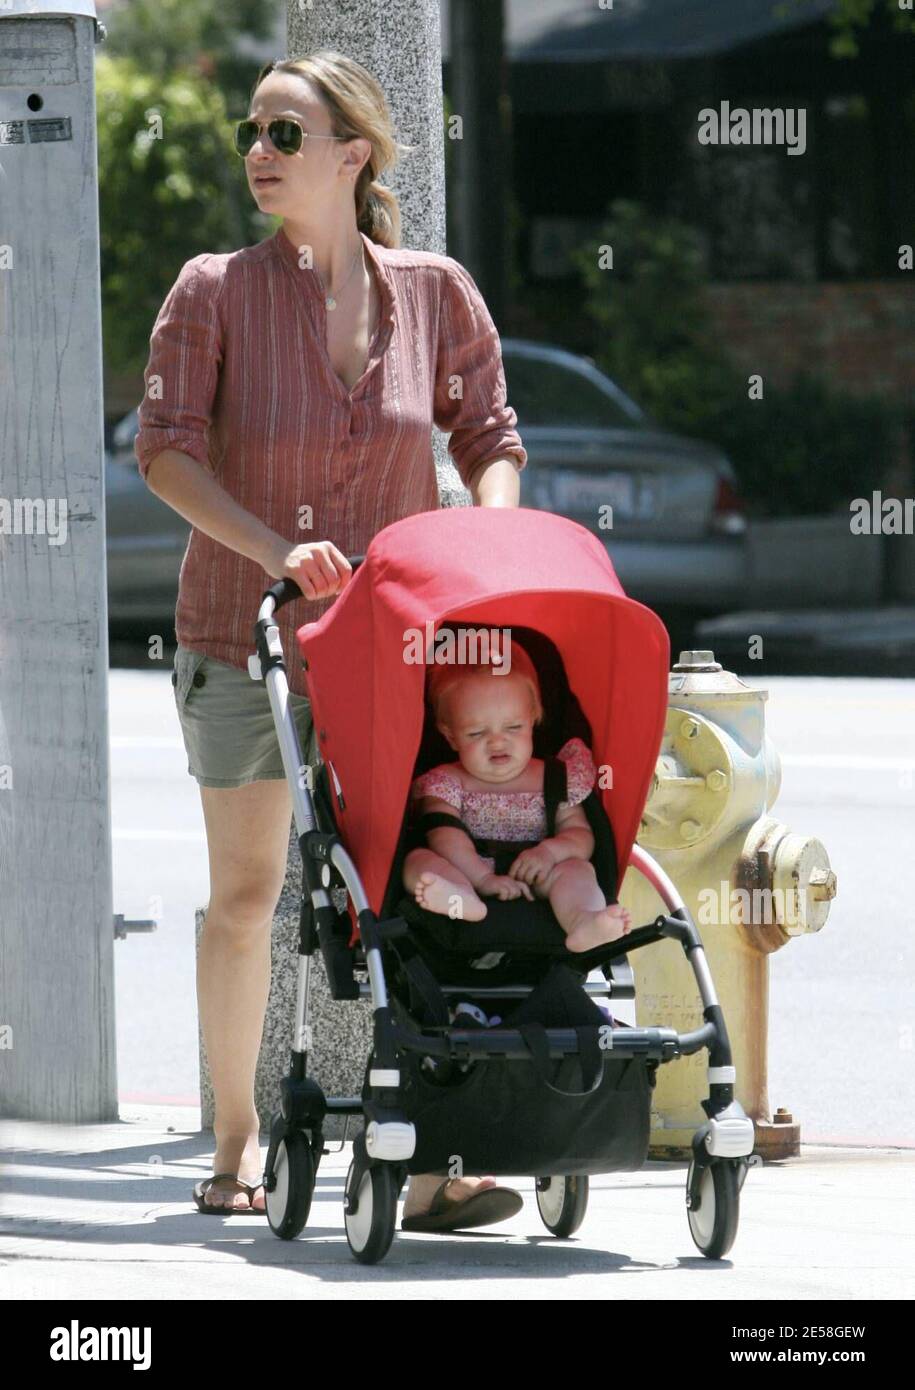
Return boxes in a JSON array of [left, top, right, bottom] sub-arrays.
[[250, 132, 277, 158]]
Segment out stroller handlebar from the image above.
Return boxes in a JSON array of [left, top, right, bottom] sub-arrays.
[[261, 554, 365, 614]]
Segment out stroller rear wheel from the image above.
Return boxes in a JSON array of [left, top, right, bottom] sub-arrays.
[[344, 1160, 397, 1264], [265, 1130, 315, 1240], [535, 1175, 589, 1237], [686, 1158, 741, 1259]]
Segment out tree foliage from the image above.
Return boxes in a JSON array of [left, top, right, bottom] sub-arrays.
[[97, 0, 279, 373], [775, 0, 914, 57]]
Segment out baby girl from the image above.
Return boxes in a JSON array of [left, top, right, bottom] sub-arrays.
[[402, 640, 631, 953]]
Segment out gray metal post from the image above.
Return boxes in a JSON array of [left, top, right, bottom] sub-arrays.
[[0, 2, 117, 1121], [197, 0, 463, 1132]]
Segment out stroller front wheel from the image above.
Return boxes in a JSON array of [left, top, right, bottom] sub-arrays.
[[686, 1158, 741, 1259], [344, 1161, 397, 1264], [265, 1131, 315, 1240], [535, 1175, 589, 1237]]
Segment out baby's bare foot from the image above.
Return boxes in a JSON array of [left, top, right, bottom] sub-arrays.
[[564, 904, 631, 953], [414, 870, 487, 921]]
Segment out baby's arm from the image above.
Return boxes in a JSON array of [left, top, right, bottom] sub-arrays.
[[539, 803, 595, 865], [417, 795, 495, 891]]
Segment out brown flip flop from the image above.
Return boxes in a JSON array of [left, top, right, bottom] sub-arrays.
[[193, 1172, 264, 1214], [401, 1179, 523, 1233]]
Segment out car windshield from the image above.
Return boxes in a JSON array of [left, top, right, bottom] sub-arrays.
[[503, 353, 645, 430]]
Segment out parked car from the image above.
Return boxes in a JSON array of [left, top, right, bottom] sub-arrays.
[[502, 339, 747, 619], [105, 411, 188, 627], [104, 340, 746, 629]]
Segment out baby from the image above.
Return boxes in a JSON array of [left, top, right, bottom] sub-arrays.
[[402, 640, 631, 954]]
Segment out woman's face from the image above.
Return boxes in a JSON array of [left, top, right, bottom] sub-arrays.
[[438, 674, 536, 784], [243, 72, 367, 217]]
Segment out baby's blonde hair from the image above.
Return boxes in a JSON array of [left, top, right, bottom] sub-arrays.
[[426, 639, 544, 732]]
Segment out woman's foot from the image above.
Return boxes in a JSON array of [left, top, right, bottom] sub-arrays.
[[401, 1173, 497, 1221], [205, 1127, 266, 1212], [413, 870, 487, 921], [564, 903, 631, 953]]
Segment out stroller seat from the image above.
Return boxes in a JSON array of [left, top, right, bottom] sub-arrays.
[[373, 625, 634, 1010]]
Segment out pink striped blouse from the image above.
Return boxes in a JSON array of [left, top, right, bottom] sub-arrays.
[[133, 226, 528, 698]]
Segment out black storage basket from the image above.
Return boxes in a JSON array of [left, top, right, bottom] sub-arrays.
[[370, 964, 657, 1177]]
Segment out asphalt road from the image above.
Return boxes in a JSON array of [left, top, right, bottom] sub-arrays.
[[109, 664, 915, 1146]]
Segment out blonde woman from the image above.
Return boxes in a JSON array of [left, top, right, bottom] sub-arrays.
[[135, 51, 527, 1230]]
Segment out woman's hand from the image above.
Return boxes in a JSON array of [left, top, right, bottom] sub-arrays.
[[508, 843, 558, 887], [477, 872, 534, 902], [261, 537, 353, 600]]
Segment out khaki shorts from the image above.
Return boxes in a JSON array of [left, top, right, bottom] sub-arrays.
[[172, 644, 318, 789]]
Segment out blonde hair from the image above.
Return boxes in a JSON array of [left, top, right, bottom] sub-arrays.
[[251, 50, 412, 249], [427, 640, 544, 732]]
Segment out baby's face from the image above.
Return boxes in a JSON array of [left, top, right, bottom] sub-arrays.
[[439, 673, 536, 784]]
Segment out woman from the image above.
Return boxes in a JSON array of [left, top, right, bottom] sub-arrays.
[[134, 50, 528, 1230]]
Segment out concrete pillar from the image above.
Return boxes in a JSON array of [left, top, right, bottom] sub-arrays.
[[198, 0, 467, 1134]]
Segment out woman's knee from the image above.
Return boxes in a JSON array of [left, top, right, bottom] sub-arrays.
[[200, 781, 293, 934], [206, 874, 285, 935]]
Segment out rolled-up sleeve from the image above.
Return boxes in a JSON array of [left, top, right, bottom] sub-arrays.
[[433, 257, 527, 489], [133, 254, 224, 482]]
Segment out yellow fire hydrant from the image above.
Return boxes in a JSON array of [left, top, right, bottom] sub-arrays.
[[618, 650, 837, 1159]]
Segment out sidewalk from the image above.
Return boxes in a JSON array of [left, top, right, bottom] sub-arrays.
[[2, 1105, 912, 1300], [696, 605, 915, 674]]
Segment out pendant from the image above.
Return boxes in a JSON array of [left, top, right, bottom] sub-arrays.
[[326, 296, 336, 311]]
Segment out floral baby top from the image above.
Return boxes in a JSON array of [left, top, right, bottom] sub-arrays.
[[410, 737, 596, 845]]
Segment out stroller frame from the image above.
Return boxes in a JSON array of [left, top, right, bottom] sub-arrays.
[[250, 569, 755, 1264]]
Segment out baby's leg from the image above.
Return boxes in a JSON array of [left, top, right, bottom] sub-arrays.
[[539, 859, 631, 952], [402, 847, 487, 921]]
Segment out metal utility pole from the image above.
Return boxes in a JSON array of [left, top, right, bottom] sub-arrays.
[[0, 2, 117, 1120], [448, 0, 509, 327]]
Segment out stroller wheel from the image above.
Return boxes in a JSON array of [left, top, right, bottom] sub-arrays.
[[535, 1175, 589, 1237], [686, 1158, 740, 1259], [265, 1131, 315, 1240], [344, 1161, 397, 1265]]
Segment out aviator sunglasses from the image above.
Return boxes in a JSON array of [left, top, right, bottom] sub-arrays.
[[233, 117, 351, 157]]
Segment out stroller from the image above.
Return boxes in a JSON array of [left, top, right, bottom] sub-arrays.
[[251, 507, 754, 1264]]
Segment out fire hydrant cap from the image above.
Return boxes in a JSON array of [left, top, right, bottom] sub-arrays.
[[771, 834, 836, 934]]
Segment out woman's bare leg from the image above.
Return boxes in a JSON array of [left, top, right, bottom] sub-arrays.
[[196, 777, 295, 1210], [399, 847, 500, 1218]]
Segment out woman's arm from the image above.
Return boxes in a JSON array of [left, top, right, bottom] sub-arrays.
[[433, 258, 527, 500], [145, 448, 350, 596], [467, 456, 521, 508]]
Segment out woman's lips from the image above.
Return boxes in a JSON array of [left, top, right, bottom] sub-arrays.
[[255, 175, 281, 186]]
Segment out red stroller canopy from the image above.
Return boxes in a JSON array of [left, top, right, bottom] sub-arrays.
[[297, 507, 670, 920]]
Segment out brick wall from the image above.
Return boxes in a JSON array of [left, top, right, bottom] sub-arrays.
[[702, 281, 915, 404]]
